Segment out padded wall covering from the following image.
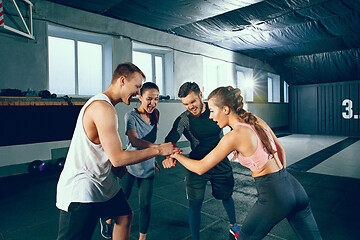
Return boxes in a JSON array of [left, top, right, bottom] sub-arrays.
[[43, 0, 360, 85], [0, 106, 82, 146]]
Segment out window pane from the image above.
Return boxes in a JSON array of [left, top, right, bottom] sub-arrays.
[[284, 81, 289, 103], [273, 77, 280, 102], [204, 64, 218, 98], [245, 84, 254, 102], [133, 51, 152, 82], [237, 71, 253, 102], [268, 77, 273, 102], [237, 71, 245, 89], [78, 41, 103, 95], [48, 36, 75, 95], [155, 56, 163, 94]]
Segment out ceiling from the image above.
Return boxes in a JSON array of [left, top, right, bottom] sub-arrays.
[[44, 0, 360, 85]]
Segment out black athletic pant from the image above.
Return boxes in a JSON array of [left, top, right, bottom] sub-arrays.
[[57, 190, 132, 240], [239, 169, 322, 240], [121, 172, 154, 234]]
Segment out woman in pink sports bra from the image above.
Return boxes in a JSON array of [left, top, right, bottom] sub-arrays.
[[171, 86, 322, 240]]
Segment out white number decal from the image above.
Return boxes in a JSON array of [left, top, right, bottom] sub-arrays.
[[342, 99, 353, 119]]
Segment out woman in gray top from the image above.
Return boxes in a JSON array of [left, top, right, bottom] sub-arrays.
[[100, 82, 161, 240], [123, 82, 160, 240]]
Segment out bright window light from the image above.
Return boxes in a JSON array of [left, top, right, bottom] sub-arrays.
[[155, 56, 163, 94], [284, 81, 289, 103], [78, 41, 103, 95], [48, 25, 111, 96], [236, 68, 254, 102], [268, 73, 280, 103], [133, 42, 173, 97], [243, 77, 255, 89], [133, 51, 152, 82], [48, 36, 76, 95]]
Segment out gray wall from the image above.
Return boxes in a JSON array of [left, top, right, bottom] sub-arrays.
[[290, 81, 360, 136]]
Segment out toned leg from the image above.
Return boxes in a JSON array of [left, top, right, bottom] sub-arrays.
[[113, 213, 133, 240]]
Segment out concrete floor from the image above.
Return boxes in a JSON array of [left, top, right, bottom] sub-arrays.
[[0, 134, 359, 240]]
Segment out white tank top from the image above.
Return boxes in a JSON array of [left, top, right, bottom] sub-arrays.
[[56, 93, 121, 211]]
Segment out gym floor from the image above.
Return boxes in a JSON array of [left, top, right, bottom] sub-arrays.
[[0, 133, 359, 240]]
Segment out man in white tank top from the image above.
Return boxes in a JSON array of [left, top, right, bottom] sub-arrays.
[[56, 63, 178, 240]]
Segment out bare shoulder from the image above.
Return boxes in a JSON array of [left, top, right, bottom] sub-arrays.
[[224, 126, 249, 143], [87, 100, 115, 115], [85, 100, 117, 125]]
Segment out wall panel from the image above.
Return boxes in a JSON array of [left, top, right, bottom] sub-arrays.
[[291, 81, 360, 136]]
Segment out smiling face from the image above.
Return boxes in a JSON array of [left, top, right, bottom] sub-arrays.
[[180, 91, 204, 117], [208, 98, 229, 128], [139, 88, 160, 114], [122, 72, 144, 105]]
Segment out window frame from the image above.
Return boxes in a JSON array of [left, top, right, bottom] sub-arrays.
[[268, 73, 281, 103], [47, 24, 112, 97], [236, 66, 254, 102], [132, 50, 165, 94], [132, 42, 173, 97], [284, 80, 289, 103]]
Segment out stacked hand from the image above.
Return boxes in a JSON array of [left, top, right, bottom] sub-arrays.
[[158, 142, 181, 156], [162, 155, 177, 169], [161, 143, 182, 169]]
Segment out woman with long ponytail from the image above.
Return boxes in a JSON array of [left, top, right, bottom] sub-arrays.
[[170, 86, 322, 240]]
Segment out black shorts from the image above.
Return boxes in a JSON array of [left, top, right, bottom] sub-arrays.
[[185, 168, 234, 201], [57, 189, 132, 240]]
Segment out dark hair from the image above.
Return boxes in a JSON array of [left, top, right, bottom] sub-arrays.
[[140, 82, 160, 125], [178, 82, 200, 98], [140, 82, 159, 95], [208, 86, 276, 156], [112, 62, 145, 83]]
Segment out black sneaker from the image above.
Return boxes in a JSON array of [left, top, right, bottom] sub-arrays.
[[100, 218, 112, 239]]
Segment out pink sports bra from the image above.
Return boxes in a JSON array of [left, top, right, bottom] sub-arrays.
[[236, 122, 277, 171]]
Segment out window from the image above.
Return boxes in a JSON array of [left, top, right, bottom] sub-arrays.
[[236, 66, 254, 102], [268, 73, 280, 103], [48, 25, 112, 96], [284, 81, 289, 103], [203, 58, 233, 98], [203, 58, 220, 98], [132, 42, 173, 97], [132, 51, 165, 94]]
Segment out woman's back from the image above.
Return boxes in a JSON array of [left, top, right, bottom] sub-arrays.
[[234, 120, 283, 177]]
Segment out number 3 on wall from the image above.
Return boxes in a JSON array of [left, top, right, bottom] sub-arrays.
[[342, 99, 353, 119]]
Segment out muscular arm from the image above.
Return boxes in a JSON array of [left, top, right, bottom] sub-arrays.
[[171, 131, 237, 175], [88, 101, 175, 167]]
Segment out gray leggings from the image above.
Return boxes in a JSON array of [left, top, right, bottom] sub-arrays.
[[121, 172, 154, 234], [239, 169, 322, 240]]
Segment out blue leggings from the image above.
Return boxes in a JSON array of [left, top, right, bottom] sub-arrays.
[[239, 169, 322, 240]]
